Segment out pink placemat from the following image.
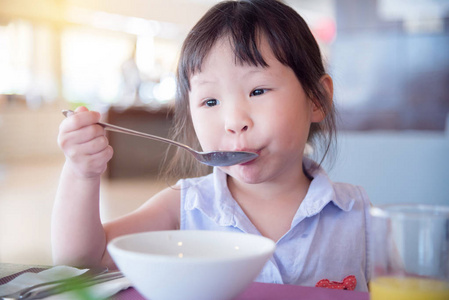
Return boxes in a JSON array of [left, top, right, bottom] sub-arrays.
[[235, 282, 369, 300], [110, 288, 145, 300], [110, 282, 369, 300]]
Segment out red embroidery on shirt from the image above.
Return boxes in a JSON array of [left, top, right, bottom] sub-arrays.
[[315, 275, 357, 290]]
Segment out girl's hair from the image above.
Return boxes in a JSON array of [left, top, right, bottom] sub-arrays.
[[163, 0, 336, 179]]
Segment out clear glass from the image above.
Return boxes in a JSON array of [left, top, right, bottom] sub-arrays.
[[369, 204, 449, 300]]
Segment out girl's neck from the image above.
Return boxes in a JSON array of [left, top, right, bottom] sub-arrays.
[[226, 162, 312, 241]]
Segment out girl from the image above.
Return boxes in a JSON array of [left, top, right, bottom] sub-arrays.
[[52, 0, 370, 292]]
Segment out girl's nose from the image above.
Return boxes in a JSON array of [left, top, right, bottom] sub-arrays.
[[224, 109, 252, 134], [226, 123, 249, 134]]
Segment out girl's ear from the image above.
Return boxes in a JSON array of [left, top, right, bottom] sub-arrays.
[[311, 74, 333, 123]]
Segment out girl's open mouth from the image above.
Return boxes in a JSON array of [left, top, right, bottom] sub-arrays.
[[236, 149, 261, 165]]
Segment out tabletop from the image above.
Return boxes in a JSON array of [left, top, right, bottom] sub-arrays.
[[110, 282, 369, 300], [0, 263, 369, 300]]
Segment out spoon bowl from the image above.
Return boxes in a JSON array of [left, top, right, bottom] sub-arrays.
[[62, 110, 258, 167]]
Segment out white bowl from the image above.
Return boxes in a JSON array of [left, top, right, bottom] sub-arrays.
[[108, 230, 275, 300]]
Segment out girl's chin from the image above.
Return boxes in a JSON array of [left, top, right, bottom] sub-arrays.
[[224, 165, 266, 184]]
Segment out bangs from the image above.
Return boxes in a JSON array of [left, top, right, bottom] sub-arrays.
[[178, 0, 291, 90]]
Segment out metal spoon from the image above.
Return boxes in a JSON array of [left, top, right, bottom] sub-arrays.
[[0, 266, 108, 300], [62, 110, 258, 167], [20, 271, 124, 299]]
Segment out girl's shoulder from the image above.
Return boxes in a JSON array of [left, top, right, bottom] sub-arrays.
[[177, 171, 215, 187], [304, 158, 371, 211], [177, 171, 219, 198], [325, 181, 371, 216], [332, 182, 370, 204]]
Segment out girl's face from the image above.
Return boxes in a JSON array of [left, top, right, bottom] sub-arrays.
[[188, 37, 325, 184]]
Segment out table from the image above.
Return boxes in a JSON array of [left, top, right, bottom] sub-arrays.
[[110, 282, 369, 300], [1, 264, 369, 300]]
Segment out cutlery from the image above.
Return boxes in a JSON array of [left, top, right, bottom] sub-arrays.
[[0, 266, 108, 300], [62, 110, 258, 167], [20, 271, 124, 300]]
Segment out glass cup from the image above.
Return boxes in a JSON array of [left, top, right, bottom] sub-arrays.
[[369, 204, 449, 300]]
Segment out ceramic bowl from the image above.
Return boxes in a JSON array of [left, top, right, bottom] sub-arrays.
[[108, 230, 276, 300]]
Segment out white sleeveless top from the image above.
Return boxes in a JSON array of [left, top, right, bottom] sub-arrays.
[[177, 158, 371, 291]]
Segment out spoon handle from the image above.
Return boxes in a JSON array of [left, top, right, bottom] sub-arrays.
[[62, 110, 193, 152]]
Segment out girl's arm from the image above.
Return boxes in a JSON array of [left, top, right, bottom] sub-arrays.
[[52, 106, 113, 267], [53, 166, 181, 268], [101, 186, 181, 268], [51, 106, 180, 269], [52, 163, 106, 267]]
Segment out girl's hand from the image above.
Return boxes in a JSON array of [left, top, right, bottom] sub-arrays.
[[57, 106, 113, 178]]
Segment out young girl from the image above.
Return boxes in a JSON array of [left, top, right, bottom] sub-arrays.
[[52, 0, 370, 292]]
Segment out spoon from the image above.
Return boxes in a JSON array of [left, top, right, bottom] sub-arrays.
[[0, 266, 108, 300], [62, 110, 258, 167]]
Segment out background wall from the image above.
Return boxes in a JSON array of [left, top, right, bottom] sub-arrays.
[[332, 0, 449, 131], [326, 128, 449, 206]]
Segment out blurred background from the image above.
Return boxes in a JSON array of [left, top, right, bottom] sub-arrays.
[[0, 0, 448, 265]]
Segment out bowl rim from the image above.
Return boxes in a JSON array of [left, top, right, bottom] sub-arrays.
[[107, 230, 276, 263]]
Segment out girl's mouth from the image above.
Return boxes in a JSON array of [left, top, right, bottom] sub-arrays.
[[235, 149, 261, 165]]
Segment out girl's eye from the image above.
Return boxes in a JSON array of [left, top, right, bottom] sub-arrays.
[[250, 88, 267, 97], [204, 99, 219, 107]]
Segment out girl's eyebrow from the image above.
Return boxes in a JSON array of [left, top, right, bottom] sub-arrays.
[[190, 76, 217, 86], [190, 64, 270, 86], [244, 69, 266, 76], [241, 67, 275, 81]]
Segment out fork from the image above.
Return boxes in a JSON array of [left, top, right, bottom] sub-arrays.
[[0, 267, 108, 300], [19, 271, 124, 300]]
